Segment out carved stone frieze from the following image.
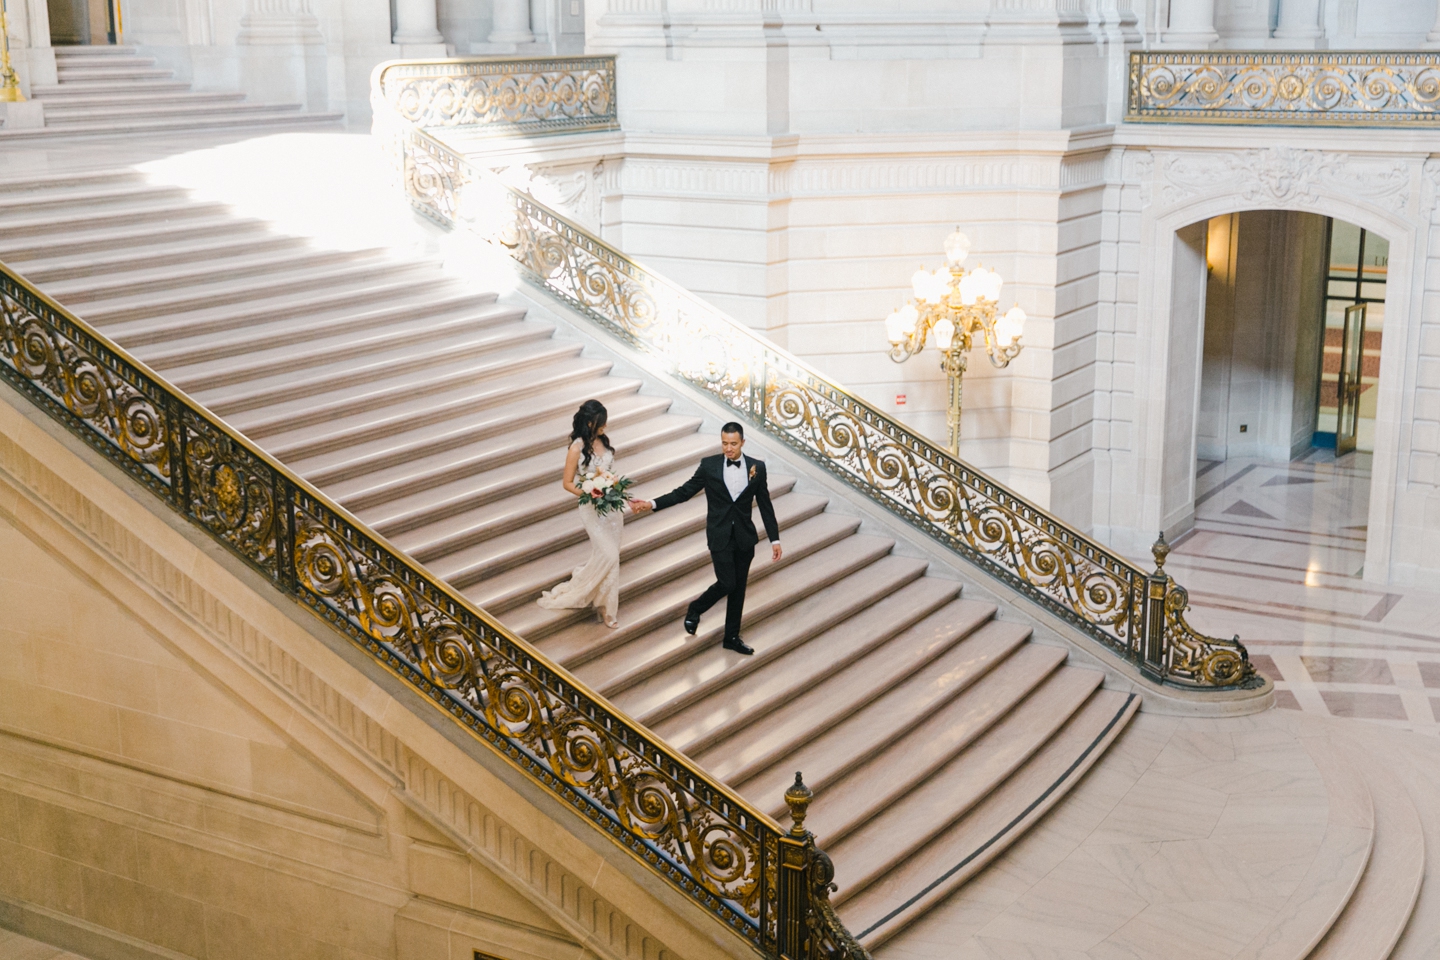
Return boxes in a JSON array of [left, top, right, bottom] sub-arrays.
[[1154, 147, 1412, 215]]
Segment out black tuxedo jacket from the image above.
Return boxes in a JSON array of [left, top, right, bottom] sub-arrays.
[[654, 454, 780, 553]]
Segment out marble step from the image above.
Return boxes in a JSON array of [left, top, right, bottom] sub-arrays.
[[29, 80, 192, 95], [0, 214, 275, 262], [0, 111, 341, 139], [324, 404, 693, 513], [55, 67, 173, 82], [11, 232, 308, 282], [1232, 735, 1375, 960], [26, 90, 248, 107], [607, 553, 931, 712], [41, 245, 389, 303], [52, 44, 139, 55], [652, 582, 976, 752], [65, 257, 441, 323], [377, 434, 731, 564], [840, 687, 1139, 945], [0, 180, 185, 215], [229, 345, 599, 442], [0, 196, 231, 238], [41, 101, 292, 122], [1308, 731, 1426, 960], [282, 371, 641, 484], [162, 302, 527, 393], [0, 169, 138, 194]]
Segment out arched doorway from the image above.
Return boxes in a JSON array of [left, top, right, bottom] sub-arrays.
[[1187, 211, 1383, 579]]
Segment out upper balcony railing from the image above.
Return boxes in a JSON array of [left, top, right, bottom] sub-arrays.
[[1128, 50, 1440, 126]]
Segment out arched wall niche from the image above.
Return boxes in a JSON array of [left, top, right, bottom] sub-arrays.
[[1118, 145, 1436, 584]]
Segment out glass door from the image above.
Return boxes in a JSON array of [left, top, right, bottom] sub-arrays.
[[1336, 303, 1367, 456]]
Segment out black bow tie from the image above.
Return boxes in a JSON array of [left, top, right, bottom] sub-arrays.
[[726, 459, 743, 468]]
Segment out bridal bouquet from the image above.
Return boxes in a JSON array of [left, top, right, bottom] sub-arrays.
[[578, 469, 636, 516]]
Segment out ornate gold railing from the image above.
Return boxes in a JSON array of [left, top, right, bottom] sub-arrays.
[[374, 56, 1258, 694], [1128, 50, 1440, 126], [373, 55, 619, 136], [0, 265, 865, 959]]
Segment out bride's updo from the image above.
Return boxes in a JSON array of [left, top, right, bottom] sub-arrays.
[[570, 399, 614, 467]]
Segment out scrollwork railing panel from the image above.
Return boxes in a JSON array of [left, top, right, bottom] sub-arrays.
[[374, 56, 619, 135], [1128, 51, 1440, 126]]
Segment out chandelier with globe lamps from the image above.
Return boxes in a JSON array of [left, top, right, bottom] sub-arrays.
[[884, 228, 1026, 456]]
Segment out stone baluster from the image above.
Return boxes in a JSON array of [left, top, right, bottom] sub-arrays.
[[1163, 0, 1218, 46], [1273, 0, 1323, 43]]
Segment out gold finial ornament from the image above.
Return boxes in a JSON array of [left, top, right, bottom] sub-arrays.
[[1151, 531, 1170, 575], [0, 0, 25, 104], [784, 772, 813, 838]]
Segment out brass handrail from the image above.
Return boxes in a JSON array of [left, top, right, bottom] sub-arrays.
[[0, 262, 865, 959], [373, 56, 1258, 693], [1127, 50, 1440, 126]]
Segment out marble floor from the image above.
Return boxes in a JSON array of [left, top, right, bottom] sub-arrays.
[[0, 930, 86, 960], [1166, 451, 1440, 737]]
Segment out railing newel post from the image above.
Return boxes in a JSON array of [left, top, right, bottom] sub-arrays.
[[1140, 531, 1171, 681]]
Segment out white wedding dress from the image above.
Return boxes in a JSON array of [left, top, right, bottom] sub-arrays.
[[537, 440, 623, 626]]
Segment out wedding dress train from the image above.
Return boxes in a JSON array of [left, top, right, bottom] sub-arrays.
[[537, 444, 622, 625]]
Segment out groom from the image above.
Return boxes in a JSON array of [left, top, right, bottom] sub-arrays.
[[638, 422, 781, 655]]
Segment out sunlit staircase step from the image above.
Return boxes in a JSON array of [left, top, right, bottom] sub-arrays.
[[29, 81, 192, 95], [607, 553, 931, 711], [819, 665, 1103, 889], [431, 447, 749, 591], [42, 101, 298, 122], [285, 373, 645, 485], [699, 608, 1025, 787], [529, 520, 883, 657], [0, 181, 185, 215], [216, 333, 576, 431], [653, 578, 969, 752], [0, 215, 275, 263], [163, 302, 525, 391], [0, 197, 231, 238], [70, 258, 440, 323], [41, 245, 388, 303], [11, 233, 308, 282]]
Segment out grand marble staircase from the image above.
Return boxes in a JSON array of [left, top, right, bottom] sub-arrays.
[[1, 45, 340, 138], [0, 164, 1139, 944]]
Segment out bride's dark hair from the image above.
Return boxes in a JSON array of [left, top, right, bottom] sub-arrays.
[[570, 399, 614, 467]]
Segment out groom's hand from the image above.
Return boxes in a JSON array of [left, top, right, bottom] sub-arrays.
[[771, 542, 783, 562]]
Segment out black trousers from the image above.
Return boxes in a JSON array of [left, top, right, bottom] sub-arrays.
[[688, 539, 755, 641]]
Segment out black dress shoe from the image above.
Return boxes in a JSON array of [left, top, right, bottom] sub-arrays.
[[683, 616, 699, 635], [722, 637, 754, 656]]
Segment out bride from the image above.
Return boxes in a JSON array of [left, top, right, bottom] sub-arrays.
[[537, 399, 631, 627]]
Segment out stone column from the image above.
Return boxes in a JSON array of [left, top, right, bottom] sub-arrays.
[[1163, 0, 1218, 46], [237, 0, 328, 110], [488, 0, 534, 45], [1273, 0, 1323, 43], [392, 0, 442, 45]]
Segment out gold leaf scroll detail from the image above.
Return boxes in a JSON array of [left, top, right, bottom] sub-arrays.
[[290, 506, 763, 921], [0, 283, 169, 482]]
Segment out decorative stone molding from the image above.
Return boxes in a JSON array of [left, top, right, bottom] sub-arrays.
[[1121, 149, 1154, 209], [1155, 147, 1412, 214]]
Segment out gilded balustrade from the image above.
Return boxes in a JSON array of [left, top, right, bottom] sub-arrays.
[[374, 57, 1257, 693], [0, 265, 867, 960], [1128, 50, 1440, 125]]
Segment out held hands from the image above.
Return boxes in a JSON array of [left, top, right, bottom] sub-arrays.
[[628, 498, 654, 516], [771, 542, 783, 562]]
